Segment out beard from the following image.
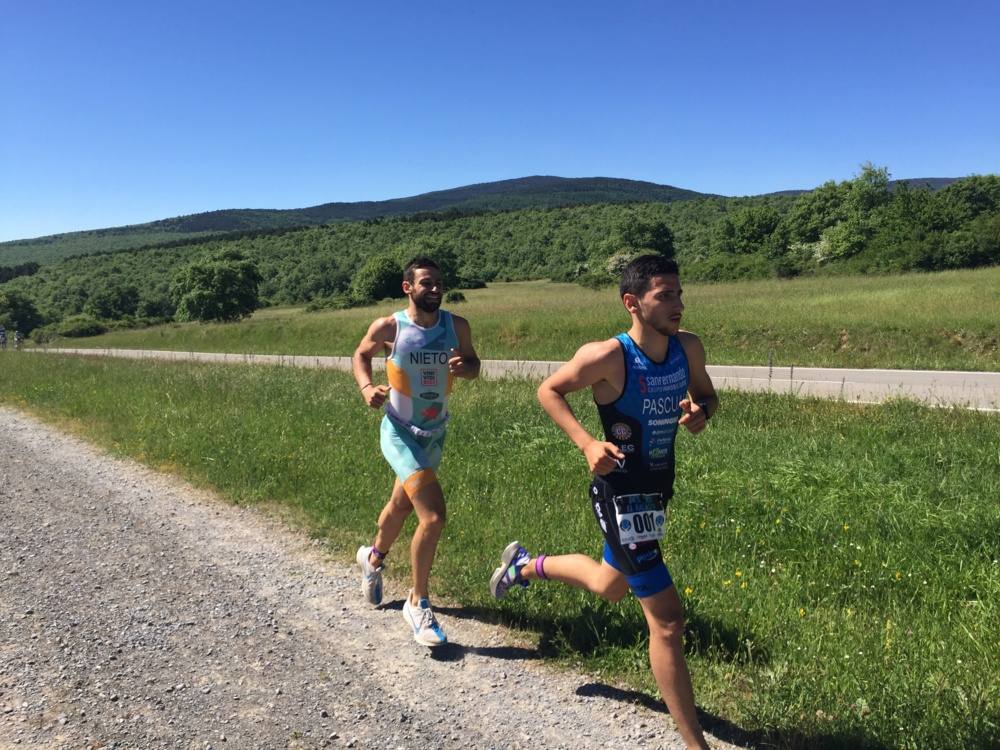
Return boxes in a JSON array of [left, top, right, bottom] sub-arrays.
[[414, 294, 442, 313]]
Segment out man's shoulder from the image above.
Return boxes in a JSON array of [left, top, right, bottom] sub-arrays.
[[675, 329, 703, 348], [574, 337, 625, 364], [369, 314, 399, 335], [445, 310, 471, 329], [675, 329, 708, 366]]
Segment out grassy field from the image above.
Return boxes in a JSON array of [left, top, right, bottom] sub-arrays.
[[0, 352, 996, 749], [57, 266, 1000, 371]]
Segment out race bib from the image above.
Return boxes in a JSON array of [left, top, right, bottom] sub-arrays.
[[613, 493, 667, 545]]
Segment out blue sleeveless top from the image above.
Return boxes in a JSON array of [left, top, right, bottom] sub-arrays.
[[596, 333, 690, 495]]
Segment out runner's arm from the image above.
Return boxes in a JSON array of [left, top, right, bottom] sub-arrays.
[[677, 331, 718, 434], [448, 315, 481, 380], [352, 316, 395, 408], [537, 340, 625, 475]]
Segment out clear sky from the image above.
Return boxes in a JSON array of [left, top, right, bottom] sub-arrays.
[[2, 0, 998, 242]]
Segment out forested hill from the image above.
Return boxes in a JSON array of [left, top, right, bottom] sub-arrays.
[[3, 166, 997, 341], [0, 176, 712, 266]]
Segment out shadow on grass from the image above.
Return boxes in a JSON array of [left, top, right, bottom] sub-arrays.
[[576, 683, 893, 750], [416, 600, 770, 666], [528, 603, 771, 667]]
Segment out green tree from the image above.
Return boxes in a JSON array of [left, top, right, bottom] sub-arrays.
[[605, 211, 675, 257], [847, 162, 892, 215], [0, 289, 44, 334], [783, 180, 849, 243], [715, 206, 782, 254], [170, 250, 262, 322], [84, 282, 140, 320], [350, 254, 403, 304], [932, 175, 1000, 229]]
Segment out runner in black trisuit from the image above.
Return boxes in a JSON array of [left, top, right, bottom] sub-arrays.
[[491, 255, 717, 750]]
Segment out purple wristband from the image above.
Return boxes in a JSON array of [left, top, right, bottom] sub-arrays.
[[535, 555, 547, 580]]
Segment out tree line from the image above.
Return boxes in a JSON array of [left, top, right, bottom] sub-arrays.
[[1, 165, 997, 339]]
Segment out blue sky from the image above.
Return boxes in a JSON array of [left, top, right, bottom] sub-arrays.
[[2, 0, 998, 242]]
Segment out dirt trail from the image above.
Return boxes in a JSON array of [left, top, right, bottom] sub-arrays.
[[0, 407, 744, 749]]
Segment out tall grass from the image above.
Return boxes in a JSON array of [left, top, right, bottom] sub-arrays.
[[1, 352, 996, 748], [62, 267, 1000, 371]]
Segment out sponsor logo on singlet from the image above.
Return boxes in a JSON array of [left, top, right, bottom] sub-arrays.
[[420, 391, 439, 399], [421, 369, 438, 387], [611, 422, 632, 440]]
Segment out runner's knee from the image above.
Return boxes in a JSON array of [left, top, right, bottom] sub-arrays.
[[420, 508, 446, 531], [648, 612, 685, 644], [388, 493, 413, 515]]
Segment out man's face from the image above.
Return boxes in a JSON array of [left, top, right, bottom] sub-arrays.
[[405, 267, 444, 313], [630, 274, 684, 336]]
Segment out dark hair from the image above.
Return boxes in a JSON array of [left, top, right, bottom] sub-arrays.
[[403, 256, 441, 284], [619, 255, 679, 298]]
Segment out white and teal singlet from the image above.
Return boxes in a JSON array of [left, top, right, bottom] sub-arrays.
[[380, 310, 459, 490]]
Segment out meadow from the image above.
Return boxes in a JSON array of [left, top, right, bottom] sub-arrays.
[[0, 352, 996, 749], [59, 267, 1000, 371]]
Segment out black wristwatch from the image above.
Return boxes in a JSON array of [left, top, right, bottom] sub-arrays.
[[696, 400, 711, 420]]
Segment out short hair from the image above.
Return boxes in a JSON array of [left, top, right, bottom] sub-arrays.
[[619, 255, 679, 298], [403, 256, 441, 284]]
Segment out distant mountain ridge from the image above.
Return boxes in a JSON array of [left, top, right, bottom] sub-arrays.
[[0, 176, 713, 265], [149, 175, 715, 232], [0, 175, 962, 266]]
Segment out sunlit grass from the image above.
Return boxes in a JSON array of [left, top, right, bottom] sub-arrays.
[[59, 266, 1000, 371], [1, 352, 997, 748]]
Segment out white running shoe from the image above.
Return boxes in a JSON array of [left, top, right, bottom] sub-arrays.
[[402, 592, 447, 646], [356, 546, 383, 606]]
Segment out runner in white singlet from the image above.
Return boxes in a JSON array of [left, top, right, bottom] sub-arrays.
[[352, 257, 480, 646]]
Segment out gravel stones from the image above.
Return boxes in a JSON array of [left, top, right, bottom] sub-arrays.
[[0, 407, 736, 749]]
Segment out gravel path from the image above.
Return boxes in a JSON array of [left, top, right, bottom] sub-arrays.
[[0, 406, 744, 750]]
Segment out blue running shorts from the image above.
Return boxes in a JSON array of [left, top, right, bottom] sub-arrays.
[[591, 476, 673, 598], [380, 415, 446, 495]]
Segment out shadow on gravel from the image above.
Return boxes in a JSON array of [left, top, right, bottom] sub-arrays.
[[426, 642, 541, 663], [575, 683, 893, 750], [577, 683, 754, 748], [377, 600, 542, 663]]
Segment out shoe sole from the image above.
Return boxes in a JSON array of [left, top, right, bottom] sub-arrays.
[[490, 541, 524, 600]]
